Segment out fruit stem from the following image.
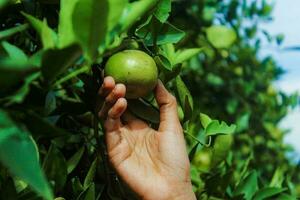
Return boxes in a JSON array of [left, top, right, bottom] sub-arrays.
[[53, 65, 90, 87]]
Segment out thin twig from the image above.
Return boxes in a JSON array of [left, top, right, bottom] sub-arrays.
[[53, 65, 90, 87], [93, 116, 111, 186]]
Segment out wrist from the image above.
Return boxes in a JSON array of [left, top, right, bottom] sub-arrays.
[[171, 182, 196, 200]]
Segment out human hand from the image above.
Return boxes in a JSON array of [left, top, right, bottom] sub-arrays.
[[97, 76, 196, 200]]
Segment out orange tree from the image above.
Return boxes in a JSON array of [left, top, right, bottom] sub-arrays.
[[0, 0, 299, 199]]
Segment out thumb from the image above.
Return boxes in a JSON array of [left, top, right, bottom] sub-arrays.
[[155, 80, 181, 132]]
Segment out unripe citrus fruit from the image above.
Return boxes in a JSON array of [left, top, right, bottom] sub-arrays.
[[104, 50, 158, 99], [211, 134, 233, 167]]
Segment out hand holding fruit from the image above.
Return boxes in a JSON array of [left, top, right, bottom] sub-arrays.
[[97, 74, 196, 200]]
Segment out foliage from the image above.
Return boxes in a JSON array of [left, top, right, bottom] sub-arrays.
[[0, 0, 299, 199]]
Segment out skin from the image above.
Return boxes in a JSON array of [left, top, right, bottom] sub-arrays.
[[97, 76, 196, 200]]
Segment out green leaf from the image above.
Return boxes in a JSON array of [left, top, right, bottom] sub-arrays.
[[206, 73, 224, 86], [41, 19, 56, 49], [235, 112, 250, 132], [270, 167, 286, 188], [28, 50, 44, 67], [107, 0, 128, 32], [154, 0, 171, 23], [0, 109, 53, 200], [174, 48, 202, 65], [58, 0, 80, 47], [0, 24, 29, 40], [154, 54, 172, 72], [136, 20, 185, 46], [83, 158, 97, 189], [67, 147, 85, 174], [161, 43, 175, 63], [175, 76, 193, 121], [77, 183, 95, 200], [45, 91, 56, 116], [189, 142, 200, 161], [72, 177, 84, 196], [161, 63, 182, 83], [233, 170, 258, 200], [83, 183, 95, 200], [21, 12, 44, 35], [72, 0, 108, 61], [128, 99, 160, 124], [23, 111, 70, 139], [211, 134, 233, 167], [205, 120, 236, 136], [41, 44, 81, 83], [1, 41, 28, 62], [253, 187, 287, 200], [0, 60, 37, 89], [206, 25, 237, 49], [0, 45, 38, 93], [200, 113, 212, 129], [14, 178, 28, 193], [43, 144, 68, 191], [120, 0, 159, 32], [4, 72, 40, 105], [22, 12, 58, 48], [276, 193, 297, 200], [0, 0, 9, 9]]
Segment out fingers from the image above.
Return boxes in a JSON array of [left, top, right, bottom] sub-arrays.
[[98, 82, 126, 119], [105, 97, 127, 132], [99, 76, 115, 97], [155, 80, 181, 132], [98, 76, 128, 151], [105, 98, 127, 151]]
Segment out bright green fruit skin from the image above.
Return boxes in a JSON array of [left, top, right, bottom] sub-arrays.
[[104, 50, 158, 99]]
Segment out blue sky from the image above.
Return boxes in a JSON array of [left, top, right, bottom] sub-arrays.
[[260, 0, 300, 157]]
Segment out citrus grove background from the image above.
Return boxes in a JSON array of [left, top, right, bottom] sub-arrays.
[[0, 0, 299, 200]]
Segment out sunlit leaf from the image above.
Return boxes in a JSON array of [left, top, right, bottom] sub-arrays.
[[120, 0, 159, 32], [72, 0, 108, 61], [154, 0, 171, 23], [253, 187, 287, 200], [233, 170, 258, 200], [136, 18, 185, 46], [174, 48, 202, 65], [200, 113, 212, 129], [175, 76, 193, 122], [205, 120, 236, 136], [58, 0, 80, 47], [22, 12, 58, 48], [206, 25, 237, 48], [1, 41, 28, 62]]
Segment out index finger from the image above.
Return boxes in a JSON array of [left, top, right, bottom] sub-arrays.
[[98, 76, 115, 97], [95, 76, 115, 115]]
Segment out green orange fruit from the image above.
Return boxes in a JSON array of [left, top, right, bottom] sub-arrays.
[[104, 50, 158, 99]]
